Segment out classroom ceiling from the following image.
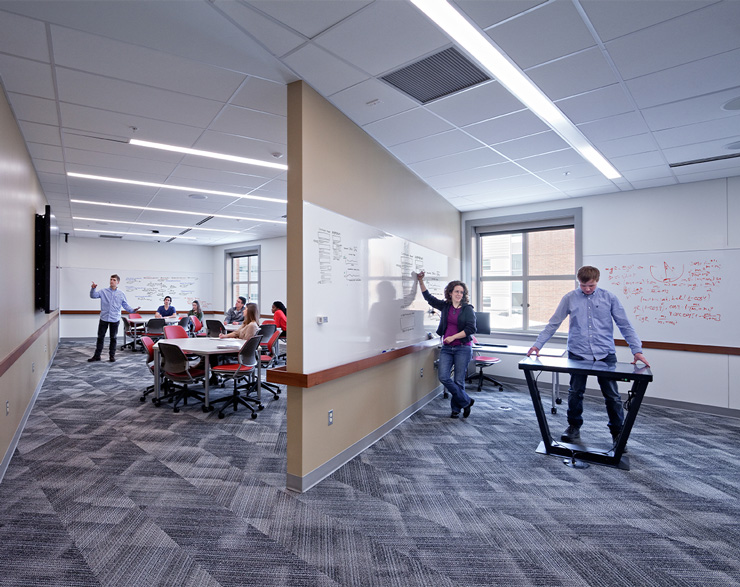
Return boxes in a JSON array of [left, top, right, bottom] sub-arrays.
[[1, 0, 739, 246]]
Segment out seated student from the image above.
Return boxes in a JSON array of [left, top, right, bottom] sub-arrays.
[[155, 296, 176, 318], [272, 301, 287, 337], [220, 303, 260, 340], [188, 300, 203, 322], [224, 296, 246, 324]]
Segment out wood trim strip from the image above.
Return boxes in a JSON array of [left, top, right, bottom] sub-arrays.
[[614, 339, 740, 355], [266, 338, 439, 388], [0, 312, 59, 378], [60, 310, 224, 315]]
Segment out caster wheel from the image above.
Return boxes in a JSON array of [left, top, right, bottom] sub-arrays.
[[556, 398, 562, 405], [208, 405, 214, 412], [273, 396, 279, 401], [218, 412, 225, 419], [498, 386, 504, 391], [551, 407, 557, 414], [251, 413, 258, 419], [140, 396, 145, 402], [173, 407, 180, 413], [202, 406, 208, 413], [154, 400, 161, 407], [258, 404, 264, 411]]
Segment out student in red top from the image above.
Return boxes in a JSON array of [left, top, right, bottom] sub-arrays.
[[272, 301, 287, 336]]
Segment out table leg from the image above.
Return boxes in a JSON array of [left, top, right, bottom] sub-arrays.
[[154, 346, 161, 402], [204, 357, 210, 410]]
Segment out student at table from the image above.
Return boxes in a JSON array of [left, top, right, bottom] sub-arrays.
[[224, 296, 246, 325], [417, 271, 477, 420], [89, 274, 140, 363], [220, 303, 260, 340], [188, 300, 203, 322], [272, 301, 287, 336], [155, 296, 176, 318], [527, 265, 650, 447]]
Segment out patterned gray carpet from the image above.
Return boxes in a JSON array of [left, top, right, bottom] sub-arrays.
[[1, 340, 739, 586]]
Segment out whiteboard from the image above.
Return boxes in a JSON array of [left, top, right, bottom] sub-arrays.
[[304, 203, 450, 372], [61, 267, 214, 311], [584, 250, 738, 347]]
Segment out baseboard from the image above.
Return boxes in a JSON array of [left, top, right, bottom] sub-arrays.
[[286, 385, 443, 493], [0, 345, 58, 484]]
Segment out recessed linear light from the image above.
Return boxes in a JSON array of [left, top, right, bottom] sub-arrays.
[[76, 228, 196, 240], [129, 139, 289, 171], [67, 172, 287, 204], [408, 0, 621, 180], [73, 217, 240, 233], [70, 199, 287, 224]]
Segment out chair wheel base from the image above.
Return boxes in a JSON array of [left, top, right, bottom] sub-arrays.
[[218, 412, 225, 419], [251, 413, 258, 419], [139, 396, 146, 402]]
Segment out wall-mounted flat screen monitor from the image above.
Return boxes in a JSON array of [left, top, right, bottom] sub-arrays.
[[475, 311, 491, 335]]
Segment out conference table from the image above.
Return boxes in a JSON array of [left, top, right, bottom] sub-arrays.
[[153, 337, 261, 410], [518, 356, 653, 470], [125, 315, 180, 351]]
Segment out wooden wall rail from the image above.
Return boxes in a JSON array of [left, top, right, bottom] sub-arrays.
[[266, 338, 438, 388], [0, 312, 58, 378], [615, 339, 740, 355]]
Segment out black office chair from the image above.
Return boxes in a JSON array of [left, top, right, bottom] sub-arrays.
[[145, 318, 166, 342], [206, 319, 226, 337], [158, 342, 206, 413]]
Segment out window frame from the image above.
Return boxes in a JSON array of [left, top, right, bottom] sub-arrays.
[[464, 208, 582, 339], [225, 245, 261, 311]]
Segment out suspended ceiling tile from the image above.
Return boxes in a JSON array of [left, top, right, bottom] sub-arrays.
[[209, 105, 286, 145], [314, 0, 449, 76], [426, 80, 525, 128], [409, 147, 506, 178], [577, 112, 648, 143], [363, 107, 453, 147], [527, 48, 618, 102], [0, 54, 54, 99], [494, 131, 569, 160], [7, 93, 59, 126], [246, 0, 371, 40], [641, 87, 740, 131], [485, 0, 596, 70], [329, 78, 417, 126], [282, 43, 368, 96], [230, 77, 287, 117], [516, 149, 588, 174], [454, 0, 546, 30], [464, 109, 548, 146], [387, 129, 482, 165], [556, 84, 633, 124], [18, 121, 62, 146]]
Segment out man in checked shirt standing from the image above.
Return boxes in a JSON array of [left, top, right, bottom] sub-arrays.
[[527, 266, 650, 447]]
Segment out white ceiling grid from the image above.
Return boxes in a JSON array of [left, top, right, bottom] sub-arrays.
[[0, 0, 737, 245]]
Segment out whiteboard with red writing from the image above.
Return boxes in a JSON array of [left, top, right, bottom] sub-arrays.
[[584, 250, 738, 347]]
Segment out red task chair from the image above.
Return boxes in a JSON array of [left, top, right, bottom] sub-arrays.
[[258, 326, 282, 400], [164, 324, 189, 339], [210, 335, 263, 419], [191, 316, 205, 336], [466, 337, 504, 392]]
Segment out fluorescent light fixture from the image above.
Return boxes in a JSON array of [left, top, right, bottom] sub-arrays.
[[73, 217, 240, 233], [75, 228, 196, 240], [408, 0, 621, 180], [70, 199, 287, 224], [130, 139, 288, 171], [67, 172, 287, 203]]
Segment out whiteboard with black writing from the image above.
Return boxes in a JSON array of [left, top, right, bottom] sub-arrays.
[[61, 267, 214, 311], [584, 250, 738, 347], [304, 202, 451, 372]]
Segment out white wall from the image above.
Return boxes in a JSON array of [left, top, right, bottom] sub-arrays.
[[462, 176, 740, 412], [60, 235, 287, 337]]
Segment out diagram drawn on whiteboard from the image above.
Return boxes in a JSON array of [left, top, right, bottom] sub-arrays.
[[649, 262, 684, 283]]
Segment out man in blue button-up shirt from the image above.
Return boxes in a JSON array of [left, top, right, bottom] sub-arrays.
[[89, 274, 139, 363], [528, 266, 650, 446]]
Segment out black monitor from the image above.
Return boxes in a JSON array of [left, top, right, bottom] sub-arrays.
[[475, 311, 491, 335]]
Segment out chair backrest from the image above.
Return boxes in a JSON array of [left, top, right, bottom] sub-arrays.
[[206, 319, 226, 337], [239, 335, 263, 369], [164, 324, 189, 339], [129, 313, 142, 319], [258, 323, 277, 338], [178, 316, 191, 331], [141, 336, 155, 364], [262, 319, 276, 325], [146, 318, 166, 335], [121, 315, 133, 332], [159, 342, 192, 375], [261, 329, 281, 359], [191, 315, 203, 332]]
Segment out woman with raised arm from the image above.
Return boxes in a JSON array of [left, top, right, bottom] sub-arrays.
[[417, 271, 477, 419]]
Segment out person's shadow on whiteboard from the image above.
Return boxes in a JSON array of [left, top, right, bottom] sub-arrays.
[[369, 280, 403, 351]]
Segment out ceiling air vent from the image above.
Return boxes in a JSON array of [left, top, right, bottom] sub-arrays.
[[99, 234, 123, 239], [381, 47, 491, 104]]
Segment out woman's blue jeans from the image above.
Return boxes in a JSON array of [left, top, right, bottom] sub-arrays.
[[567, 351, 624, 434], [438, 344, 473, 413]]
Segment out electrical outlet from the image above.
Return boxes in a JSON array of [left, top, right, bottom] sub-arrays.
[[420, 368, 424, 377], [32, 362, 35, 373], [6, 401, 9, 416], [328, 409, 333, 426], [44, 345, 47, 353]]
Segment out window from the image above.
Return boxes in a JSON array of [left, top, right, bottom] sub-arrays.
[[466, 209, 581, 335], [227, 247, 260, 309]]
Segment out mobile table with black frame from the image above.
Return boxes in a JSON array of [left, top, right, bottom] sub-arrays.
[[518, 356, 653, 470]]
